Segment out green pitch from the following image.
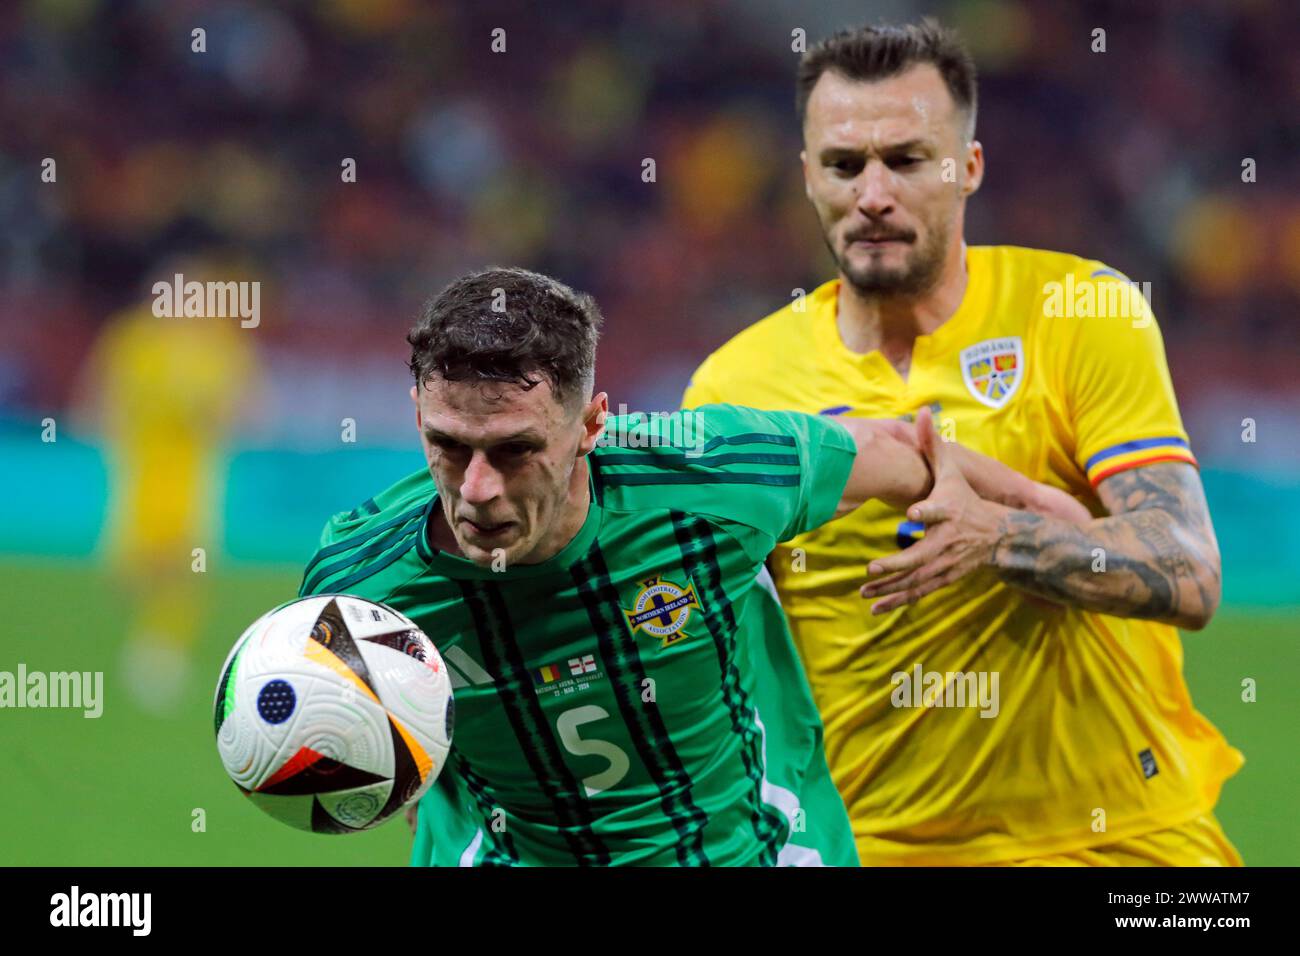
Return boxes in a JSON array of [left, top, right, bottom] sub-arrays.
[[0, 557, 409, 866], [0, 556, 1295, 866]]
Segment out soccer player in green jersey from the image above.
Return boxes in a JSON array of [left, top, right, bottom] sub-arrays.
[[299, 266, 1083, 866]]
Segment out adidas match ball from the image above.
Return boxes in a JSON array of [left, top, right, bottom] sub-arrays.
[[213, 594, 454, 833]]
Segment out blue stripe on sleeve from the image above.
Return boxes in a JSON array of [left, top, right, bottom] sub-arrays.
[[1084, 436, 1190, 472]]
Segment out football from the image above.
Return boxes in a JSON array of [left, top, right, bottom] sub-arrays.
[[213, 594, 454, 833]]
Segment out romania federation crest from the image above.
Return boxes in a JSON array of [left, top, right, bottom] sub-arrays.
[[623, 575, 700, 647], [960, 337, 1024, 409]]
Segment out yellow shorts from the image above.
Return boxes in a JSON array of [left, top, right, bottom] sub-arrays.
[[993, 813, 1243, 867]]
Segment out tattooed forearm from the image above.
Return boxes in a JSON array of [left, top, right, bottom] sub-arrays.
[[989, 463, 1222, 629]]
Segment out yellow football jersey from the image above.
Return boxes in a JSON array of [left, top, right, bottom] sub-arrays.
[[683, 244, 1243, 865], [93, 306, 258, 563]]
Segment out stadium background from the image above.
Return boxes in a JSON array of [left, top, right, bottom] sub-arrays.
[[1, 0, 1296, 865]]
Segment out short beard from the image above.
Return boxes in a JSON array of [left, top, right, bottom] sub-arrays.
[[829, 220, 948, 298]]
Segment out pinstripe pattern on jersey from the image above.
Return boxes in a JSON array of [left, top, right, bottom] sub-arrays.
[[458, 580, 611, 866], [455, 754, 520, 866], [671, 510, 787, 865], [572, 545, 711, 866]]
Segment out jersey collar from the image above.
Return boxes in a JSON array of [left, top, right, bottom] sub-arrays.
[[816, 244, 990, 363]]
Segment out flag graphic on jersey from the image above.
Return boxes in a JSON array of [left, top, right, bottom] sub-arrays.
[[298, 404, 861, 867], [533, 664, 563, 684], [522, 651, 608, 701], [569, 655, 596, 676]]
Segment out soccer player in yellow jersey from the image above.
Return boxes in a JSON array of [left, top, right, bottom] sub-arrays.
[[79, 261, 261, 712], [683, 21, 1242, 866]]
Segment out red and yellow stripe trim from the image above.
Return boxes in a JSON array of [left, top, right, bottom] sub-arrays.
[[1083, 436, 1197, 487]]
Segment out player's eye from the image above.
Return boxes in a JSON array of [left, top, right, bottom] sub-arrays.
[[497, 442, 535, 458], [432, 437, 469, 455], [829, 158, 864, 176], [887, 155, 923, 169]]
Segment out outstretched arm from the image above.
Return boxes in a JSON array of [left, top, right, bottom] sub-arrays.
[[832, 417, 930, 516], [859, 410, 1221, 629], [833, 415, 1089, 523]]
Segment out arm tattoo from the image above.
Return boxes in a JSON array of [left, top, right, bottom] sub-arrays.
[[990, 462, 1221, 628]]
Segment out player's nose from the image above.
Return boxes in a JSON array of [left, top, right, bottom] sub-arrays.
[[459, 452, 503, 505], [854, 160, 896, 217]]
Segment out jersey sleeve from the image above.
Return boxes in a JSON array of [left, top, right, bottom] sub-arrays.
[[298, 471, 433, 598], [1059, 268, 1197, 488], [298, 511, 358, 597], [596, 403, 857, 561]]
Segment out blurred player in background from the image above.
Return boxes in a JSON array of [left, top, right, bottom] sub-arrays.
[[684, 20, 1243, 865], [77, 253, 262, 713]]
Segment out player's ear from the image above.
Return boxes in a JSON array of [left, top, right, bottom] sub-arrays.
[[410, 385, 421, 427], [578, 391, 608, 456], [801, 149, 813, 200], [962, 139, 984, 197]]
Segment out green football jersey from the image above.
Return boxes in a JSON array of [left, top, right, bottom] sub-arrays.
[[299, 404, 859, 866]]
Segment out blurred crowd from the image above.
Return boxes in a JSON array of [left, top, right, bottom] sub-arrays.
[[1, 0, 1297, 458]]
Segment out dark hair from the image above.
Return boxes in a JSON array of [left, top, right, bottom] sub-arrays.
[[407, 266, 602, 409], [796, 18, 978, 136]]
